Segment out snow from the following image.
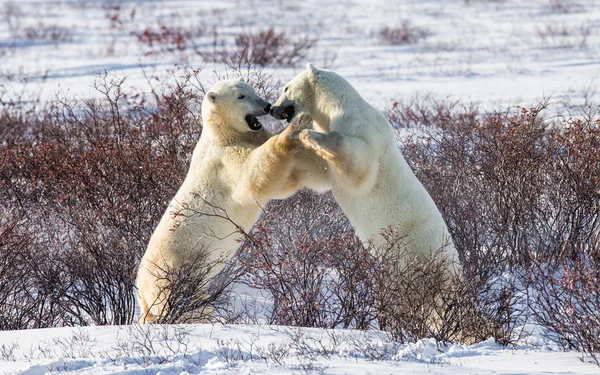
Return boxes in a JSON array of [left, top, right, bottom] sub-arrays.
[[1, 324, 599, 375], [1, 0, 599, 110], [1, 0, 599, 374]]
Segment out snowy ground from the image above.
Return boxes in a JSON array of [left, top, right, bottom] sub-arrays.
[[1, 324, 600, 375], [1, 0, 600, 374], [1, 0, 599, 110]]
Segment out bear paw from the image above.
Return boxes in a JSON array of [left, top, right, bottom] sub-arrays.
[[290, 112, 313, 131], [299, 129, 333, 159]]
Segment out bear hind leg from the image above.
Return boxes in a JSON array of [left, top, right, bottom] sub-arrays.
[[137, 294, 155, 324]]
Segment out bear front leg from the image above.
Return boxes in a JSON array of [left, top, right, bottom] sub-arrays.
[[298, 129, 343, 164], [282, 112, 314, 142], [238, 115, 313, 203], [299, 129, 376, 187]]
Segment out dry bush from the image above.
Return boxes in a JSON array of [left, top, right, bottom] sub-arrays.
[[140, 249, 240, 324], [0, 210, 48, 329], [111, 324, 193, 364], [2, 2, 22, 36], [548, 0, 584, 14], [136, 25, 194, 54], [104, 3, 136, 31], [384, 94, 478, 129], [3, 3, 72, 46], [529, 250, 600, 365], [0, 63, 284, 328], [0, 69, 208, 327], [21, 23, 73, 45], [372, 229, 522, 345], [403, 102, 556, 270], [240, 190, 377, 329], [524, 115, 600, 363], [379, 23, 428, 46], [537, 23, 593, 50], [373, 234, 459, 343], [234, 28, 317, 67], [201, 28, 316, 68], [399, 98, 599, 349]]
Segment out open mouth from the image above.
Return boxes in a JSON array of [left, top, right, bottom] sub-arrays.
[[245, 114, 263, 131], [281, 105, 296, 123]]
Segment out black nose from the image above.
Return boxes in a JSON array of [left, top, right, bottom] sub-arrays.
[[264, 103, 271, 113]]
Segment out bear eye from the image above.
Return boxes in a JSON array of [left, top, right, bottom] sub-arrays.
[[284, 87, 288, 93], [238, 95, 245, 99]]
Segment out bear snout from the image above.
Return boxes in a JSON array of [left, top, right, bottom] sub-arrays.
[[270, 105, 295, 122], [270, 105, 282, 119]]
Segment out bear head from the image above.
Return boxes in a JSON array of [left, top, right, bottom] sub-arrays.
[[270, 63, 321, 124], [202, 77, 272, 133]]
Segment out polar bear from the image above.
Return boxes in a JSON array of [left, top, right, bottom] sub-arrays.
[[270, 64, 460, 269], [136, 78, 329, 323]]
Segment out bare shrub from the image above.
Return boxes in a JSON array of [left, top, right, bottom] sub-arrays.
[[524, 114, 600, 363], [373, 236, 464, 343], [0, 210, 50, 329], [254, 340, 290, 365], [346, 331, 400, 361], [399, 98, 599, 349], [112, 324, 192, 364], [529, 250, 600, 365], [2, 2, 22, 36], [370, 228, 521, 345], [104, 3, 136, 31], [548, 0, 584, 14], [51, 329, 96, 359], [201, 28, 316, 68], [234, 28, 316, 67], [0, 68, 210, 327], [537, 23, 593, 50], [384, 94, 478, 129], [140, 249, 239, 324], [402, 102, 560, 271], [379, 23, 429, 46], [213, 338, 253, 364], [21, 23, 73, 45], [0, 342, 19, 361], [136, 25, 194, 53], [241, 190, 377, 329]]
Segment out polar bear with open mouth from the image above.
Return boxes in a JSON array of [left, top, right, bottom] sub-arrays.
[[271, 64, 460, 271], [136, 78, 329, 323]]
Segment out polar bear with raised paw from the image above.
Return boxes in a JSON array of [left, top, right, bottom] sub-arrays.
[[271, 64, 460, 270], [136, 78, 329, 323]]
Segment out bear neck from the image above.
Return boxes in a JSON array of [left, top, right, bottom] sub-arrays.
[[201, 112, 267, 147], [310, 92, 343, 132], [202, 110, 238, 143], [310, 72, 358, 131]]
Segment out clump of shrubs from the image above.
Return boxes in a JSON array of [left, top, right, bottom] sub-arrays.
[[379, 23, 429, 45], [136, 25, 193, 53], [1, 61, 599, 365], [0, 69, 204, 327], [233, 28, 317, 67], [398, 97, 599, 354]]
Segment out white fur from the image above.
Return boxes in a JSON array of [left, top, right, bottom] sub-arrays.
[[136, 79, 329, 323], [273, 64, 460, 267]]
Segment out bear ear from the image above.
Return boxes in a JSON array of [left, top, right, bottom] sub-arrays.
[[238, 76, 245, 83], [306, 63, 319, 76], [207, 93, 217, 102]]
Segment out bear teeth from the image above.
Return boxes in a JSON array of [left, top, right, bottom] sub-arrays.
[[245, 114, 262, 130]]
